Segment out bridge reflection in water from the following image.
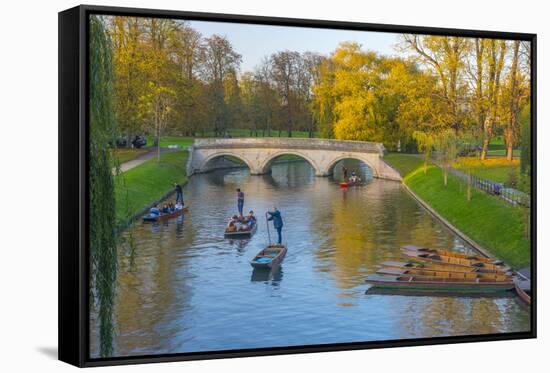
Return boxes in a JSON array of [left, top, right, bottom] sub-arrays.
[[90, 159, 529, 358]]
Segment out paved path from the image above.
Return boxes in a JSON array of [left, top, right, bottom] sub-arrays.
[[116, 148, 181, 173]]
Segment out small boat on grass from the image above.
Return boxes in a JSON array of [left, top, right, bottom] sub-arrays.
[[365, 274, 514, 293], [401, 245, 503, 265], [401, 251, 510, 273], [250, 244, 287, 269], [143, 207, 188, 222], [225, 220, 258, 238], [379, 260, 512, 275], [376, 267, 512, 281], [514, 279, 531, 305]]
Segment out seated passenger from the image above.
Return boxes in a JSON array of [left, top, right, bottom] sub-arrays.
[[247, 211, 256, 225], [161, 204, 170, 214], [226, 219, 237, 232], [150, 204, 160, 216], [175, 202, 183, 210]]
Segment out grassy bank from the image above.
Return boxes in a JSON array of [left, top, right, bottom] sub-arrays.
[[115, 150, 188, 222], [454, 157, 528, 193], [384, 153, 530, 269], [113, 148, 148, 164]]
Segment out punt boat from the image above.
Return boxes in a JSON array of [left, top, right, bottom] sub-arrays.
[[379, 260, 512, 275], [365, 274, 514, 293], [401, 251, 510, 273], [224, 220, 258, 238], [514, 279, 531, 305], [376, 267, 512, 281], [143, 207, 188, 222], [250, 244, 287, 269], [401, 245, 503, 264]]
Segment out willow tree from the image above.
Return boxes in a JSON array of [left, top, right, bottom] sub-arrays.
[[89, 16, 118, 357], [434, 129, 459, 186], [413, 131, 435, 174]]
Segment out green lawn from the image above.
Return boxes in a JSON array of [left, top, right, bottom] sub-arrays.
[[487, 136, 520, 157], [145, 136, 195, 149], [454, 157, 528, 193], [113, 148, 148, 164], [115, 150, 188, 222], [384, 153, 424, 176], [384, 153, 530, 269]]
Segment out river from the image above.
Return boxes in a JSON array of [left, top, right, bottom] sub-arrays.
[[90, 159, 530, 358]]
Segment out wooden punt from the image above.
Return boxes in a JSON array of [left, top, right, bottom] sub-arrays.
[[401, 251, 510, 273], [377, 267, 512, 281], [365, 274, 514, 293], [401, 245, 503, 265], [224, 220, 258, 238], [514, 279, 531, 305], [339, 182, 349, 188], [250, 244, 287, 269], [143, 207, 188, 222], [379, 261, 512, 275]]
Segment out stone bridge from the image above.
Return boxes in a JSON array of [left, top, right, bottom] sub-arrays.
[[186, 138, 402, 181]]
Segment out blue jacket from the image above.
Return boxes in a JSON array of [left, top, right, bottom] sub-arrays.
[[267, 210, 283, 229]]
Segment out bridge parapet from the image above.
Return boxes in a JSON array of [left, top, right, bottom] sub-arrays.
[[193, 137, 385, 155]]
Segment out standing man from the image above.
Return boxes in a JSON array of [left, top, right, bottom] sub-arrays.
[[174, 183, 183, 205], [267, 207, 284, 244], [236, 188, 245, 216], [342, 165, 348, 180]]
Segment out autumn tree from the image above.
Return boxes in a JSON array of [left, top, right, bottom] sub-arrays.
[[202, 34, 242, 136], [434, 129, 459, 186], [171, 22, 205, 136], [109, 16, 147, 145], [400, 35, 470, 133], [140, 18, 178, 160]]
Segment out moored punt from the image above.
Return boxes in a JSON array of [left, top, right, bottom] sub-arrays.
[[224, 220, 258, 238], [376, 267, 512, 281], [401, 245, 503, 265], [142, 207, 188, 222], [379, 260, 512, 275], [365, 274, 514, 293], [401, 251, 511, 273], [250, 244, 287, 269], [514, 279, 531, 305]]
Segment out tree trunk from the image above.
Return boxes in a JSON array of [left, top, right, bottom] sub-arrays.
[[443, 168, 448, 186], [506, 141, 514, 161], [467, 174, 472, 201], [157, 125, 161, 162], [480, 138, 490, 160]]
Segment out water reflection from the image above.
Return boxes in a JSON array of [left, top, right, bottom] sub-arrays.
[[90, 160, 529, 358]]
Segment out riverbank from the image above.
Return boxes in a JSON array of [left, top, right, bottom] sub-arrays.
[[115, 150, 188, 223], [384, 153, 530, 269]]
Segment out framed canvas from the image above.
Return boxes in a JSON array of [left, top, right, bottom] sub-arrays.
[[58, 4, 536, 367]]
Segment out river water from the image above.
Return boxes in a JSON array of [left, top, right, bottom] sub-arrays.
[[90, 160, 530, 358]]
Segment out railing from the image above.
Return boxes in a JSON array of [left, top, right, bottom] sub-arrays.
[[193, 137, 385, 154], [447, 167, 531, 208]]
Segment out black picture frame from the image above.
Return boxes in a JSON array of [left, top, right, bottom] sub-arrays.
[[59, 4, 537, 367]]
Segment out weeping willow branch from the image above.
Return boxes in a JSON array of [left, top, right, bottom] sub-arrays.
[[89, 15, 118, 357]]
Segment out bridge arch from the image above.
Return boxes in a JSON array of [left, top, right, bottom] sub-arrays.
[[259, 150, 322, 175], [324, 154, 379, 178], [199, 152, 254, 173]]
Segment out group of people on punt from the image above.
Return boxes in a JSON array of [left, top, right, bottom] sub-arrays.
[[226, 210, 257, 232], [226, 188, 284, 243], [148, 182, 185, 218], [149, 201, 184, 217], [342, 165, 361, 183]]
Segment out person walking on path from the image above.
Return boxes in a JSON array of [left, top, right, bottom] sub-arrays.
[[267, 207, 284, 244], [174, 183, 183, 205], [236, 188, 245, 216]]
